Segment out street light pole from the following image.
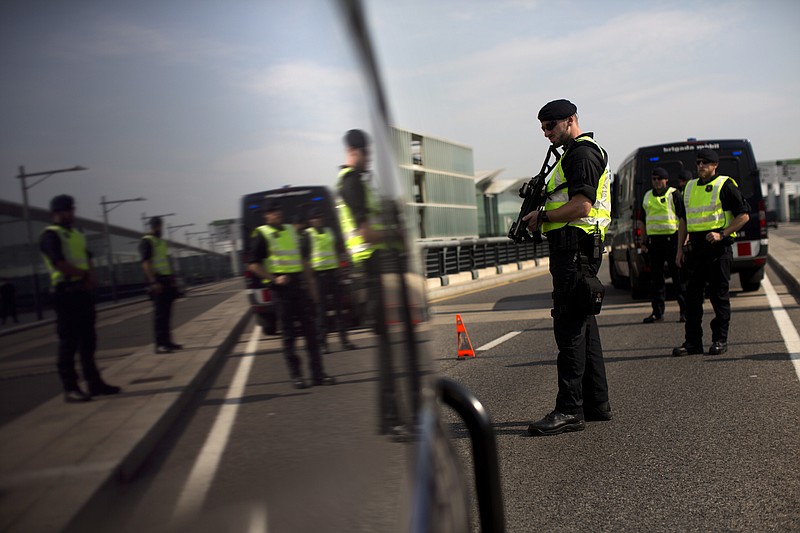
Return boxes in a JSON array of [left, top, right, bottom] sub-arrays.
[[17, 164, 87, 319], [186, 230, 208, 247], [198, 236, 214, 280], [168, 223, 194, 241], [186, 231, 209, 284], [166, 223, 194, 275], [101, 195, 146, 302]]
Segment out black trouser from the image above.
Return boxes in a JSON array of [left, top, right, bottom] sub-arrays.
[[54, 288, 101, 389], [547, 229, 609, 415], [647, 234, 686, 318], [1, 299, 18, 323], [272, 278, 323, 380], [153, 276, 176, 346], [314, 269, 350, 347], [362, 250, 403, 433], [684, 241, 732, 346]]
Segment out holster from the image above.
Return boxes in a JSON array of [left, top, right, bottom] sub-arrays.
[[552, 253, 605, 317], [546, 227, 583, 253], [573, 255, 605, 315]]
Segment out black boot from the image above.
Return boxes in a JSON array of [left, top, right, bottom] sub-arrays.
[[64, 387, 91, 403], [527, 410, 585, 436], [88, 380, 121, 396]]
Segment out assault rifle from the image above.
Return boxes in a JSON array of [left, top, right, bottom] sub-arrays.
[[508, 146, 560, 244]]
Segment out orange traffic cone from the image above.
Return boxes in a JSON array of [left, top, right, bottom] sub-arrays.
[[456, 314, 475, 359]]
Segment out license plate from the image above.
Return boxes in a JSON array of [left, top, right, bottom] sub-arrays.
[[737, 242, 752, 257]]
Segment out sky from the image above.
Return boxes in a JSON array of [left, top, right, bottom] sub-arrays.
[[2, 0, 799, 235]]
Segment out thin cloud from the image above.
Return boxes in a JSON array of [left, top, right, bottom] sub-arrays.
[[246, 61, 358, 96], [50, 20, 255, 67]]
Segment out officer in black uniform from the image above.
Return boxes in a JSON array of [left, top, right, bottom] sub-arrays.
[[302, 207, 356, 353], [640, 167, 686, 323], [673, 148, 749, 356], [523, 99, 612, 436], [677, 170, 693, 192], [337, 128, 408, 439], [140, 216, 182, 354], [248, 201, 335, 389], [40, 194, 121, 402]]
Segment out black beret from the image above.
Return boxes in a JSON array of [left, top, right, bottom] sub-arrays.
[[696, 148, 719, 163], [652, 167, 669, 179], [50, 194, 75, 212], [149, 216, 163, 227], [537, 99, 578, 121], [344, 129, 369, 149], [679, 170, 694, 181], [262, 200, 282, 212]]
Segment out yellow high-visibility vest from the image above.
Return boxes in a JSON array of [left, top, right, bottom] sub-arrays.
[[256, 224, 303, 274], [684, 176, 737, 235], [542, 135, 611, 238], [305, 227, 338, 271], [643, 187, 679, 235], [40, 225, 89, 287], [142, 234, 172, 275], [335, 167, 384, 264]]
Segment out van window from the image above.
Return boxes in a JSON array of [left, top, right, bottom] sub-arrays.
[[638, 141, 759, 202], [716, 156, 755, 198]]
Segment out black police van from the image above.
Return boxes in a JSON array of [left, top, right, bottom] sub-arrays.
[[608, 139, 768, 296], [240, 185, 346, 335]]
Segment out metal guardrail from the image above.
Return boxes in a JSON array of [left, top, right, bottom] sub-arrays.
[[419, 237, 548, 279]]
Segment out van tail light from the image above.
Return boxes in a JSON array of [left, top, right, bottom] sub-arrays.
[[634, 226, 643, 246], [633, 210, 643, 245], [758, 199, 767, 238]]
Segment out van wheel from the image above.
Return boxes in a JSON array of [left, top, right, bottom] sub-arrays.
[[739, 266, 764, 292]]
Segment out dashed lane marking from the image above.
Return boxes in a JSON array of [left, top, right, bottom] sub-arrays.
[[477, 331, 521, 351]]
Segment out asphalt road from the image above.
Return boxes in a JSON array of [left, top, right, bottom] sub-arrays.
[[35, 265, 800, 532], [431, 264, 800, 531], [0, 279, 243, 426]]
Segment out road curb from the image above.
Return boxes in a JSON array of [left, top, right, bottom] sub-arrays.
[[0, 291, 252, 533], [428, 258, 550, 301]]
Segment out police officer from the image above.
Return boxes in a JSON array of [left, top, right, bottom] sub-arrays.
[[523, 99, 612, 436], [640, 167, 686, 323], [40, 194, 120, 402], [140, 216, 182, 354], [248, 200, 335, 389], [673, 148, 749, 356], [337, 128, 407, 438], [303, 207, 356, 353], [677, 170, 693, 192]]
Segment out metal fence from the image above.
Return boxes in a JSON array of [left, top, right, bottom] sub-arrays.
[[420, 237, 548, 279]]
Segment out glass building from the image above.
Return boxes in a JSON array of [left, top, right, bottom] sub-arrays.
[[391, 127, 479, 240]]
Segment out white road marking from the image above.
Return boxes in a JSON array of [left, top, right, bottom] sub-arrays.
[[173, 326, 261, 521], [477, 331, 521, 351], [248, 505, 269, 533], [762, 275, 800, 382]]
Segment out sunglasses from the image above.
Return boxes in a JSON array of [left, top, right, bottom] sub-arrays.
[[651, 177, 667, 181], [696, 159, 714, 166], [541, 119, 563, 132]]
